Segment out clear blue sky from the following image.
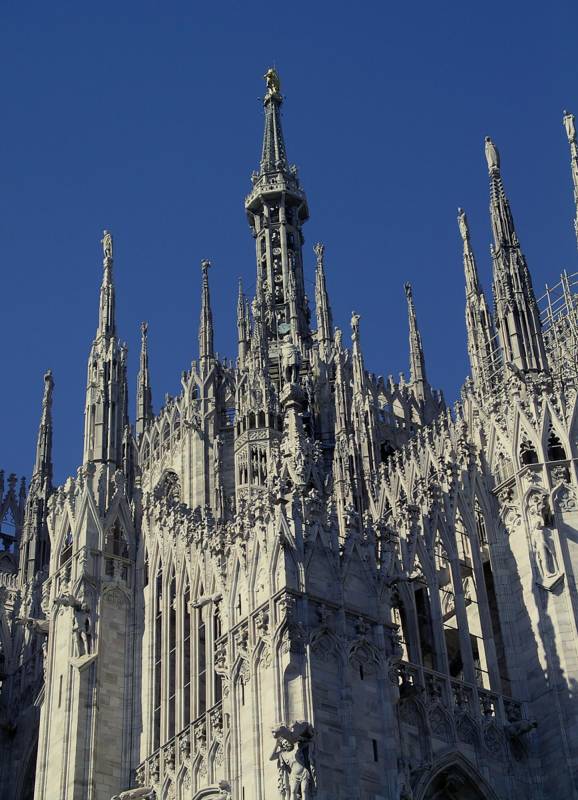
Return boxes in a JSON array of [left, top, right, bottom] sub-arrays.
[[2, 1, 578, 485]]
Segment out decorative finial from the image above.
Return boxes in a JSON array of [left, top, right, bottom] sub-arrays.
[[101, 230, 113, 260], [457, 208, 470, 243], [484, 136, 500, 173], [201, 258, 212, 275], [314, 242, 325, 264], [141, 321, 148, 339], [264, 67, 281, 100], [563, 110, 576, 143]]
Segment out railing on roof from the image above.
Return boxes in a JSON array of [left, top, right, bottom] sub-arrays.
[[538, 270, 578, 332], [539, 270, 578, 377], [474, 270, 578, 394]]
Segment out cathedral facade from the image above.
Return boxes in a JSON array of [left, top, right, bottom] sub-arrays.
[[2, 70, 578, 799]]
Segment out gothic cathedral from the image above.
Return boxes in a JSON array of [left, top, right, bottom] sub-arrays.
[[2, 70, 578, 800]]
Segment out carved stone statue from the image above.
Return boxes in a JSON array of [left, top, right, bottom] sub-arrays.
[[214, 434, 223, 474], [101, 230, 113, 260], [484, 136, 500, 172], [214, 781, 232, 800], [528, 493, 558, 577], [72, 602, 92, 657], [281, 340, 301, 385], [350, 311, 361, 342], [563, 110, 576, 143], [505, 718, 537, 739], [270, 721, 315, 800], [111, 788, 155, 800], [457, 208, 469, 242], [264, 67, 281, 98]]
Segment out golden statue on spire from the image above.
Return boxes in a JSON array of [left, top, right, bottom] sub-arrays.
[[264, 67, 281, 100]]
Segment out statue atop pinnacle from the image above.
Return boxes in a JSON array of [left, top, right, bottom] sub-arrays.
[[264, 67, 281, 101]]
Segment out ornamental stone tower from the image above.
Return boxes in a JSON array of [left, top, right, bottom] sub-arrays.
[[3, 71, 578, 800], [33, 233, 138, 800]]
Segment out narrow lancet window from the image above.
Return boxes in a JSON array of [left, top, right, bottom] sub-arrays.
[[183, 584, 191, 727], [168, 569, 176, 739], [153, 567, 163, 750]]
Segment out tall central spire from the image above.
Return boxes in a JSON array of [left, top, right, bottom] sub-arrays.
[[245, 69, 311, 355], [83, 231, 129, 474], [260, 68, 289, 175], [485, 137, 547, 373]]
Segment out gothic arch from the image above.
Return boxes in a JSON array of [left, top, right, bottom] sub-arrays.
[[228, 558, 248, 623], [514, 412, 540, 468], [101, 496, 133, 555], [539, 401, 569, 456], [270, 532, 301, 594], [52, 506, 76, 569], [415, 751, 500, 800], [0, 551, 16, 573], [545, 422, 568, 462], [248, 541, 269, 609], [309, 624, 345, 666], [398, 695, 429, 765]]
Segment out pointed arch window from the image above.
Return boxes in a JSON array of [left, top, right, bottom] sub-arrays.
[[173, 413, 181, 442], [391, 595, 411, 662], [197, 609, 207, 717], [144, 546, 149, 588], [0, 506, 17, 553], [153, 566, 163, 751], [414, 582, 437, 671], [213, 605, 222, 703], [162, 423, 170, 452], [168, 569, 176, 739], [104, 520, 129, 580], [547, 427, 566, 462], [434, 534, 463, 678], [474, 499, 488, 547], [494, 448, 513, 484], [183, 582, 191, 727], [60, 528, 73, 566]]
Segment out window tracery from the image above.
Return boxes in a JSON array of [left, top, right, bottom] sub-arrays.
[[60, 528, 73, 566], [104, 520, 129, 579], [547, 426, 566, 461]]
